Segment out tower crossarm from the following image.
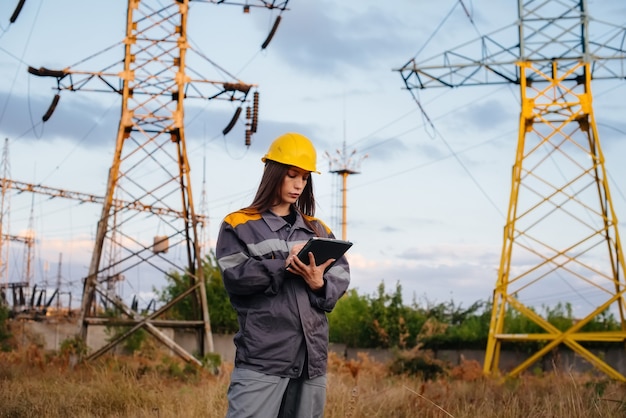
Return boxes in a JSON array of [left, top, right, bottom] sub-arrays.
[[2, 234, 33, 245], [191, 0, 289, 9], [28, 66, 257, 103], [27, 69, 259, 123], [397, 28, 522, 89], [0, 177, 207, 226], [27, 0, 290, 121], [396, 2, 626, 90]]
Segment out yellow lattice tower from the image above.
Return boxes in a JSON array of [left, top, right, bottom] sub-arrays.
[[487, 60, 626, 380], [398, 0, 626, 380]]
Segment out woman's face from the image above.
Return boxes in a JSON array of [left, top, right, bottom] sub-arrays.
[[279, 166, 310, 205]]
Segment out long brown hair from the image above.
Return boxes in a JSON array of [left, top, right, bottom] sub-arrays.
[[247, 161, 319, 232]]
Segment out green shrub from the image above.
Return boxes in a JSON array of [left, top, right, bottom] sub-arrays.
[[388, 346, 448, 381], [0, 305, 11, 351]]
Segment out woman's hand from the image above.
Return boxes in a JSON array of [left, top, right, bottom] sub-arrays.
[[286, 244, 334, 291]]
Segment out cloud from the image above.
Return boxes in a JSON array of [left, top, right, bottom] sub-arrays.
[[356, 135, 414, 162], [448, 98, 516, 133], [347, 250, 498, 306], [398, 242, 498, 264], [268, 1, 423, 78], [0, 87, 120, 147]]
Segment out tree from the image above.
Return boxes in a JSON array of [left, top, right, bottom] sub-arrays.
[[328, 289, 375, 347], [329, 281, 427, 349], [203, 251, 238, 334], [154, 250, 238, 333]]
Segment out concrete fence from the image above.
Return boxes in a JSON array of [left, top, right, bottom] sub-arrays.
[[15, 319, 626, 376]]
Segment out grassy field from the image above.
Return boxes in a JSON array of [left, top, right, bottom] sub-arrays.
[[1, 343, 626, 418]]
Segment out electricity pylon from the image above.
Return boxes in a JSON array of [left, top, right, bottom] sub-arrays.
[[29, 0, 289, 365], [0, 139, 35, 310], [398, 0, 626, 380]]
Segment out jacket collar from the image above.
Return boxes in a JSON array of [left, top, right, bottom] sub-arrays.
[[262, 209, 314, 234]]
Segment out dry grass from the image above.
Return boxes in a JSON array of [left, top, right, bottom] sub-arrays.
[[1, 346, 626, 418]]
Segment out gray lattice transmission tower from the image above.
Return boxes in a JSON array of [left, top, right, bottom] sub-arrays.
[[29, 0, 290, 365], [0, 138, 38, 312], [398, 1, 626, 380]]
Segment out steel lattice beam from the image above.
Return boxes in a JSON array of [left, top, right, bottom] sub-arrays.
[[397, 0, 626, 89]]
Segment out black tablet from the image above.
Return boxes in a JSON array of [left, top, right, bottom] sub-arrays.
[[290, 237, 353, 272]]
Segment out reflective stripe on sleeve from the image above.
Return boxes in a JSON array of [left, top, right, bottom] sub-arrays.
[[218, 252, 249, 271], [247, 238, 289, 258]]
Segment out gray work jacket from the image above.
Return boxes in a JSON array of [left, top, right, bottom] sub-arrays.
[[216, 208, 350, 379]]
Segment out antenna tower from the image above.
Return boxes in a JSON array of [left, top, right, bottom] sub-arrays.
[[199, 153, 210, 259], [29, 0, 290, 365], [398, 0, 626, 380], [325, 142, 367, 241]]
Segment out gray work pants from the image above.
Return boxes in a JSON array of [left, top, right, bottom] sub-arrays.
[[225, 367, 327, 418]]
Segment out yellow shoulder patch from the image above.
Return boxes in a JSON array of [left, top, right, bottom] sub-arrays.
[[303, 214, 332, 235], [224, 209, 261, 228]]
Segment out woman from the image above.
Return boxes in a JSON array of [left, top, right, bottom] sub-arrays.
[[216, 132, 351, 418]]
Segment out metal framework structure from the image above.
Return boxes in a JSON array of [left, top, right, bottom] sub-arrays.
[[398, 0, 626, 380], [0, 139, 11, 287], [29, 0, 289, 365], [325, 143, 367, 241]]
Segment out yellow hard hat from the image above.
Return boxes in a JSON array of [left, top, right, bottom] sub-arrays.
[[261, 132, 320, 173]]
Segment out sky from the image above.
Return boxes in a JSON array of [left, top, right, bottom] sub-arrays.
[[0, 0, 625, 314]]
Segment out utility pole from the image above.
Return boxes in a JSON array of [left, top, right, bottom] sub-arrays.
[[24, 194, 35, 288], [29, 0, 290, 365], [326, 142, 367, 241], [397, 0, 626, 380], [56, 253, 62, 312]]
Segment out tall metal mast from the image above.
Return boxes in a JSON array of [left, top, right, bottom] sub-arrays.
[[397, 0, 626, 380], [325, 142, 367, 241], [29, 0, 290, 365]]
